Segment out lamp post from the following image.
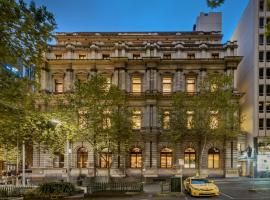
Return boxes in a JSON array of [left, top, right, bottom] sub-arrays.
[[178, 159, 184, 193]]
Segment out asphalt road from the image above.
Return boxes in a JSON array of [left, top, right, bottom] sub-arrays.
[[88, 179, 270, 200]]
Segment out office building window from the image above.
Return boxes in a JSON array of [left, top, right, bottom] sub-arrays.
[[79, 54, 86, 59], [259, 85, 264, 96], [102, 54, 110, 59], [259, 102, 264, 113], [212, 53, 219, 59], [266, 102, 270, 113], [260, 0, 264, 11], [208, 147, 220, 169], [100, 149, 112, 168], [259, 17, 264, 28], [160, 148, 172, 168], [184, 148, 196, 168], [267, 36, 270, 45], [259, 68, 264, 79], [77, 147, 88, 168], [259, 118, 264, 130], [267, 68, 270, 78], [132, 110, 142, 129], [267, 85, 270, 95], [162, 77, 172, 93], [163, 111, 170, 130], [55, 54, 62, 59], [131, 76, 141, 93], [259, 34, 264, 45], [267, 119, 270, 130], [130, 148, 142, 168], [267, 52, 270, 62], [187, 53, 195, 59], [55, 79, 64, 93], [133, 54, 140, 59], [259, 51, 264, 62], [163, 53, 171, 59], [186, 78, 196, 93]]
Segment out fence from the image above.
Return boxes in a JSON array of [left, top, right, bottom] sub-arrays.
[[0, 198, 23, 200], [87, 182, 143, 193], [0, 186, 36, 197]]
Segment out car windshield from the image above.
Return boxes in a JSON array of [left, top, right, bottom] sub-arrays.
[[191, 179, 209, 184]]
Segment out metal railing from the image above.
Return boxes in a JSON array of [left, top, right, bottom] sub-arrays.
[[0, 186, 36, 197], [87, 182, 143, 193]]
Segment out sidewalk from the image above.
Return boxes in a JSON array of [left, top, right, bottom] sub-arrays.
[[212, 177, 270, 182]]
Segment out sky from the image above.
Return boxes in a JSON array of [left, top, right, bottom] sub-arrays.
[[30, 0, 249, 43]]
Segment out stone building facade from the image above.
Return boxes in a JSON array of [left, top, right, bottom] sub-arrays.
[[32, 15, 243, 182]]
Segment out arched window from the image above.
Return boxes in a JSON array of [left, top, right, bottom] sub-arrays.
[[100, 148, 112, 168], [184, 148, 196, 168], [130, 147, 142, 168], [208, 147, 220, 169], [160, 148, 172, 168], [77, 147, 88, 168]]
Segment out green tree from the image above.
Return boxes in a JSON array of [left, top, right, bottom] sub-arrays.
[[165, 74, 242, 175]]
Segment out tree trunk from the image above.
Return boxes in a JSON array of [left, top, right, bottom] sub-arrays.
[[16, 139, 19, 186], [199, 135, 207, 176]]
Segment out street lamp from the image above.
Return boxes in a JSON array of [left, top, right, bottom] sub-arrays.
[[178, 158, 184, 193]]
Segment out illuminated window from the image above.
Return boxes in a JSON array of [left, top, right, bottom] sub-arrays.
[[133, 54, 140, 59], [162, 77, 172, 93], [132, 77, 141, 93], [208, 148, 220, 169], [163, 111, 170, 130], [100, 148, 112, 168], [160, 148, 172, 168], [259, 102, 264, 113], [103, 110, 111, 129], [79, 54, 86, 59], [102, 54, 110, 59], [187, 111, 194, 129], [77, 147, 88, 168], [104, 76, 112, 91], [210, 111, 218, 129], [53, 152, 64, 168], [55, 54, 62, 59], [130, 147, 142, 168], [210, 83, 218, 92], [132, 110, 142, 129], [55, 79, 64, 93], [184, 148, 196, 168], [186, 78, 196, 93]]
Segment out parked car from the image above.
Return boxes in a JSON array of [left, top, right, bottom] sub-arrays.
[[183, 176, 219, 197]]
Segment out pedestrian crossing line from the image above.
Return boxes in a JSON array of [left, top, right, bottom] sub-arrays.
[[220, 192, 234, 199]]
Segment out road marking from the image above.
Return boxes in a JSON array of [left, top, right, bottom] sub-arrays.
[[220, 192, 234, 199]]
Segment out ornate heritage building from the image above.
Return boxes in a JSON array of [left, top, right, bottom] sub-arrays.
[[31, 13, 244, 183]]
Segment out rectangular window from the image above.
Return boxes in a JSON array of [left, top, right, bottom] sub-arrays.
[[55, 79, 64, 93], [267, 51, 270, 62], [105, 76, 111, 90], [260, 0, 264, 11], [133, 54, 140, 59], [259, 17, 264, 28], [259, 118, 264, 130], [186, 78, 196, 93], [210, 111, 218, 129], [259, 68, 264, 79], [267, 119, 270, 130], [187, 53, 195, 59], [266, 102, 270, 113], [79, 54, 86, 59], [259, 51, 264, 62], [55, 54, 62, 59], [212, 53, 219, 59], [267, 85, 270, 95], [187, 111, 194, 129], [163, 53, 171, 59], [103, 110, 111, 129], [259, 85, 264, 96], [162, 77, 172, 93], [132, 77, 141, 93], [267, 18, 270, 25], [267, 36, 270, 45], [132, 110, 141, 129], [259, 34, 264, 45], [267, 68, 270, 78], [259, 102, 264, 113], [163, 111, 170, 130], [102, 54, 110, 59]]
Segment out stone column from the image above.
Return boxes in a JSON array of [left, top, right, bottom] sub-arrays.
[[153, 69, 158, 92], [113, 68, 119, 86], [175, 69, 183, 92], [145, 69, 150, 92], [119, 69, 126, 91], [40, 67, 49, 91], [65, 66, 73, 92]]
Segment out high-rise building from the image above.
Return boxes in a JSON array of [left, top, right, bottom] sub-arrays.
[[232, 0, 270, 177]]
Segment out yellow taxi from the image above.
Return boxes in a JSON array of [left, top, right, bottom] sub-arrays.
[[183, 176, 220, 197]]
